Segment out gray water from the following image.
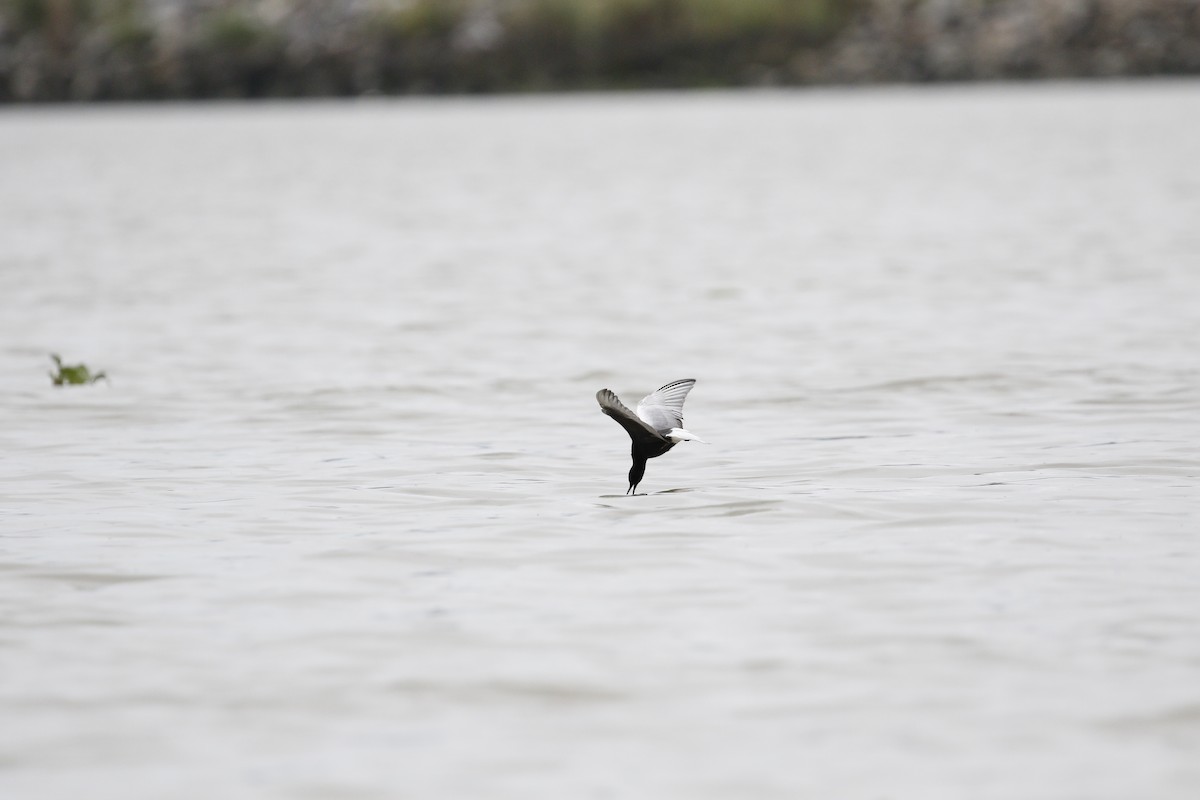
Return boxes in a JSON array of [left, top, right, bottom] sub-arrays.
[[2, 83, 1199, 800]]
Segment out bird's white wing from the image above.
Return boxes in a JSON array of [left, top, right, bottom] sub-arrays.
[[636, 379, 696, 435]]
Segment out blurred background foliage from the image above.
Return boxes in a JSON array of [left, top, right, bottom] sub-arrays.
[[1, 0, 1198, 100]]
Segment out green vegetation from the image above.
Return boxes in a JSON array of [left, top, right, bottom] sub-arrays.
[[104, 0, 151, 51], [49, 353, 107, 386], [2, 0, 1198, 101], [0, 0, 864, 98], [368, 0, 467, 40], [201, 8, 273, 51], [5, 0, 93, 33]]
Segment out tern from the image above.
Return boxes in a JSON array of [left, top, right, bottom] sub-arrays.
[[596, 378, 707, 495]]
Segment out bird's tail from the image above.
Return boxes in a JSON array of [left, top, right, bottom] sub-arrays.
[[667, 428, 708, 444]]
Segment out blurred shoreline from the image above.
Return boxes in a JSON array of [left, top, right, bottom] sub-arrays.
[[2, 0, 1198, 103]]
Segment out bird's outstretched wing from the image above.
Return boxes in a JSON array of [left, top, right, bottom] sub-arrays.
[[597, 389, 665, 449], [636, 379, 696, 435]]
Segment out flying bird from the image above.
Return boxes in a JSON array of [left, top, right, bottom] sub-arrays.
[[596, 378, 707, 495]]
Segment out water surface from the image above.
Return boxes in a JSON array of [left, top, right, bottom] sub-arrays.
[[2, 83, 1199, 799]]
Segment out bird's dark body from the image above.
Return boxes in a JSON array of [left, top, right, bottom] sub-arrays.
[[627, 440, 675, 495], [638, 440, 675, 460]]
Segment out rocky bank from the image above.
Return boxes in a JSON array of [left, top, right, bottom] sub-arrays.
[[1, 0, 1197, 102]]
